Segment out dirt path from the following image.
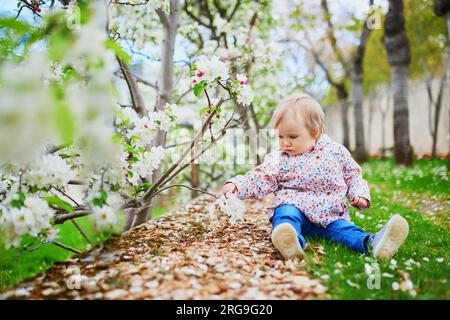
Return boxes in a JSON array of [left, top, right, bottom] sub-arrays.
[[1, 195, 326, 300]]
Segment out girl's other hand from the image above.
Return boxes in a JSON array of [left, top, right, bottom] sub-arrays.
[[222, 182, 237, 196], [350, 196, 369, 210]]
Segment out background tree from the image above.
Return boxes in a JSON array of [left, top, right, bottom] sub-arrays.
[[384, 0, 414, 166]]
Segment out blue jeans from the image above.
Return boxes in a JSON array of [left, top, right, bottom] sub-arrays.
[[271, 204, 373, 254]]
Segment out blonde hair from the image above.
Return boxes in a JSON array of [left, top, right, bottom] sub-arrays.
[[272, 93, 325, 139]]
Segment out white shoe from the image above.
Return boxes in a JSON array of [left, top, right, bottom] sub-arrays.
[[271, 223, 304, 259], [372, 214, 409, 260]]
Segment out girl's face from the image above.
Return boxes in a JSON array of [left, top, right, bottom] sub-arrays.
[[276, 116, 317, 156]]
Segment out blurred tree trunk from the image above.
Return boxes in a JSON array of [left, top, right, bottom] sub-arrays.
[[426, 68, 448, 159], [351, 0, 373, 163], [384, 0, 414, 166], [433, 0, 450, 169], [133, 0, 180, 227], [337, 88, 350, 150]]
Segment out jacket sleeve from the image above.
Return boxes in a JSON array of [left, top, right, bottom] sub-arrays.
[[337, 145, 371, 208], [224, 151, 280, 200]]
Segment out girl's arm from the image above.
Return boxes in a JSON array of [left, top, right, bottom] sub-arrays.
[[224, 151, 280, 200], [337, 145, 371, 209]]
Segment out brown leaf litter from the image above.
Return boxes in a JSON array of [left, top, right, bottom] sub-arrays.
[[0, 194, 327, 300]]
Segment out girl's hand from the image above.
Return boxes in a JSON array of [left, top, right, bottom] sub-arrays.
[[350, 196, 370, 210], [222, 182, 237, 196]]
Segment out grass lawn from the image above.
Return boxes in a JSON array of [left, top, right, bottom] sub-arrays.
[[302, 158, 449, 299], [0, 206, 169, 291]]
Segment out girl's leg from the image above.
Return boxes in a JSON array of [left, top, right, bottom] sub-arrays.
[[271, 204, 307, 248], [302, 218, 373, 254]]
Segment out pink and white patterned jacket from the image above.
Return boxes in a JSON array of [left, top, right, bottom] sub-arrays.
[[225, 134, 371, 228]]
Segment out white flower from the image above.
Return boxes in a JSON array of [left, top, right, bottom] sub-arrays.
[[106, 193, 124, 210], [133, 146, 166, 178], [46, 228, 59, 242], [355, 212, 365, 219], [91, 205, 118, 231], [127, 117, 157, 148], [24, 154, 74, 188], [0, 180, 8, 193], [215, 193, 245, 225], [44, 62, 64, 85], [236, 74, 247, 83], [148, 108, 176, 131], [392, 282, 400, 291], [11, 207, 35, 236], [236, 84, 254, 107], [116, 107, 139, 125], [194, 56, 229, 83], [436, 258, 444, 263]]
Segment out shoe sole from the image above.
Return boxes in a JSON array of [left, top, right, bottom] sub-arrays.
[[373, 214, 409, 260], [271, 223, 304, 259]]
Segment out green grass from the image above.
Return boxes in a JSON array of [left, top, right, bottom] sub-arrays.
[[0, 206, 169, 291], [302, 158, 449, 299]]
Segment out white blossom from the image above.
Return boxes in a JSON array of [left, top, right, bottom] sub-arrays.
[[194, 56, 229, 83], [92, 205, 118, 231], [24, 154, 74, 188], [236, 84, 254, 107], [216, 193, 245, 225], [133, 146, 166, 178]]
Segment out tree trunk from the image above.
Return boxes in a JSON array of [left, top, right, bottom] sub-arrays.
[[116, 57, 146, 117], [337, 88, 350, 150], [384, 0, 413, 166], [351, 73, 367, 162], [350, 0, 372, 163], [132, 0, 180, 227]]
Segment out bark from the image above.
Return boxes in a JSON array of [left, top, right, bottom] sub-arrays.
[[117, 57, 146, 117], [132, 0, 180, 227], [350, 6, 372, 163], [384, 0, 414, 166], [337, 87, 350, 150]]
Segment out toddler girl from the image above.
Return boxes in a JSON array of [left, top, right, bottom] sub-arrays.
[[223, 93, 409, 260]]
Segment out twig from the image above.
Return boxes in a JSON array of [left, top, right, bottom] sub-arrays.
[[151, 184, 218, 199], [70, 219, 93, 246], [54, 210, 91, 224], [51, 240, 81, 254]]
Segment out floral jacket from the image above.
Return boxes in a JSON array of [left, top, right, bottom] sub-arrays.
[[225, 134, 371, 228]]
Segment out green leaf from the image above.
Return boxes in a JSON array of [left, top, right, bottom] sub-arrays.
[[92, 189, 108, 207], [105, 39, 132, 65], [10, 191, 25, 209], [199, 106, 210, 115], [43, 196, 75, 213], [129, 156, 138, 163], [124, 143, 135, 153], [194, 81, 206, 97], [135, 182, 151, 193]]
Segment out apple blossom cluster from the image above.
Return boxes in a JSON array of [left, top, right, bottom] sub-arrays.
[[192, 56, 230, 84], [118, 104, 177, 148], [128, 146, 167, 186], [0, 3, 130, 249], [234, 74, 255, 107], [0, 196, 56, 249], [108, 1, 169, 51], [191, 56, 255, 107], [23, 154, 75, 189]]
